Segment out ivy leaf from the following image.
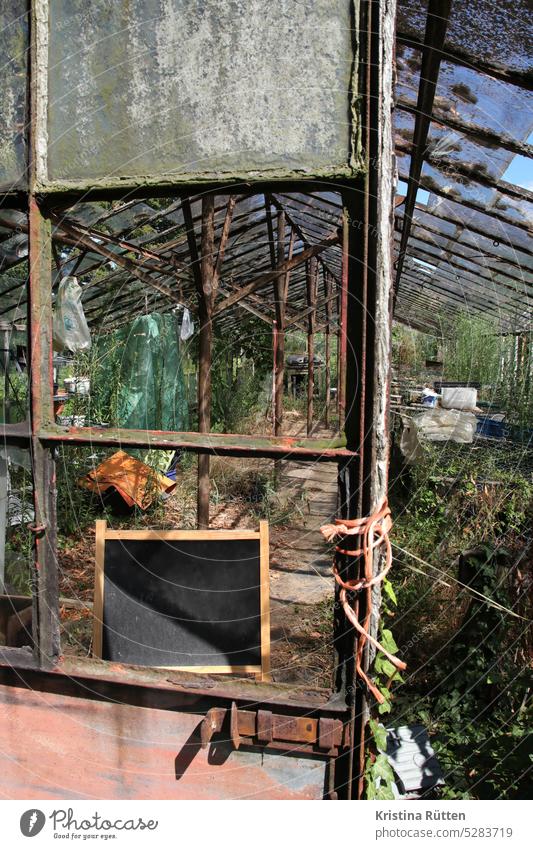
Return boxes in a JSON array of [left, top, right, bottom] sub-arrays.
[[374, 724, 389, 752], [382, 578, 397, 605], [369, 718, 388, 751], [375, 656, 397, 679], [374, 783, 396, 800], [373, 753, 395, 781], [380, 628, 399, 654]]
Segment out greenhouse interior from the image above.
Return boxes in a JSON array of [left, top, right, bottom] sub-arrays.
[[0, 0, 531, 803]]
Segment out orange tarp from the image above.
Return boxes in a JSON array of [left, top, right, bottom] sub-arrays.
[[79, 450, 176, 509]]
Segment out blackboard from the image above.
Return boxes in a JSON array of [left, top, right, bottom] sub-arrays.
[[92, 522, 270, 679]]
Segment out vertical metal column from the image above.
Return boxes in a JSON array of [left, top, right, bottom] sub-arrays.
[[306, 258, 317, 435], [27, 200, 60, 666], [324, 269, 332, 428], [273, 211, 286, 438], [196, 196, 216, 529], [333, 0, 396, 799]]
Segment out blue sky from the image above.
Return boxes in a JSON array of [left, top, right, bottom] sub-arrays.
[[502, 131, 533, 189], [397, 132, 533, 196]]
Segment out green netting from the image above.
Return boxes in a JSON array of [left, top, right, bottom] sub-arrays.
[[94, 313, 189, 432]]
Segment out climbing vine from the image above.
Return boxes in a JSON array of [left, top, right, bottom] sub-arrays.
[[364, 577, 405, 799]]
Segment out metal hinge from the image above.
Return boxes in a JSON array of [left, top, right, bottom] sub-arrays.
[[200, 702, 349, 755]]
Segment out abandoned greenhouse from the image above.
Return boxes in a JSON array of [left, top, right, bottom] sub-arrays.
[[0, 0, 531, 807]]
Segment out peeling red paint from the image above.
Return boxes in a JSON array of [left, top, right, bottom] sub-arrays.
[[0, 684, 328, 800]]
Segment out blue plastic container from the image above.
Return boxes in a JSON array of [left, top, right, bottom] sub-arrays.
[[475, 416, 508, 439]]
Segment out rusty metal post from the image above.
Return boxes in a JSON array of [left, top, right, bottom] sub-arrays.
[[334, 0, 396, 801], [196, 196, 215, 529], [271, 319, 278, 434], [273, 211, 286, 438], [338, 214, 349, 433], [324, 269, 332, 428], [28, 199, 60, 667], [306, 258, 317, 435]]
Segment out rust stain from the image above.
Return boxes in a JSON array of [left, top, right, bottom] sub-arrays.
[[0, 684, 327, 800]]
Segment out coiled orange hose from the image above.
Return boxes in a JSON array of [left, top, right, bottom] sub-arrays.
[[320, 497, 406, 704]]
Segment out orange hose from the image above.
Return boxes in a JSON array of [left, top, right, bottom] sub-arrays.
[[320, 497, 406, 703]]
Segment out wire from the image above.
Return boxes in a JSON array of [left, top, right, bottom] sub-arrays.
[[392, 541, 530, 621]]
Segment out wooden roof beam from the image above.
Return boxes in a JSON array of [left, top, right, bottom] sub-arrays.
[[397, 30, 533, 91], [396, 97, 533, 159], [397, 165, 533, 235], [395, 0, 453, 296], [212, 232, 340, 317]]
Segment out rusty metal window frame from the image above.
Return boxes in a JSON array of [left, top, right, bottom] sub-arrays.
[[0, 0, 364, 672]]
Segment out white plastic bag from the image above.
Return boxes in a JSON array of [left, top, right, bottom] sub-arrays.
[[53, 276, 91, 352], [400, 416, 425, 464], [180, 307, 194, 341], [414, 408, 476, 444]]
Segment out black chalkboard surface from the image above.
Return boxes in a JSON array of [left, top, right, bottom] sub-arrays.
[[92, 522, 270, 679]]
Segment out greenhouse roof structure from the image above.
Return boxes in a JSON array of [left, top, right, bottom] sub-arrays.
[[0, 0, 531, 337]]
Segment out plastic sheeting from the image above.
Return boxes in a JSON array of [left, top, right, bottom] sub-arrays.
[[95, 312, 189, 432]]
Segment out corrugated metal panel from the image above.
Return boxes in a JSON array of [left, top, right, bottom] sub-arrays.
[[386, 724, 444, 796]]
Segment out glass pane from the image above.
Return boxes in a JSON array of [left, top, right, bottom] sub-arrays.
[[47, 0, 354, 182], [0, 1, 28, 189], [0, 445, 33, 651], [0, 207, 29, 424]]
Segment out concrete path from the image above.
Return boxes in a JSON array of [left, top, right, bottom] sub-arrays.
[[268, 421, 339, 683]]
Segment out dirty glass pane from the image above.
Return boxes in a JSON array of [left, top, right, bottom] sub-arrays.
[[0, 1, 28, 190], [0, 445, 34, 651], [50, 190, 342, 438], [0, 208, 29, 424], [47, 0, 354, 183]]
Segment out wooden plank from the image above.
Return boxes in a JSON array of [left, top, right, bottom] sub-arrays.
[[92, 519, 106, 660], [259, 520, 271, 683], [104, 529, 260, 541], [153, 665, 262, 674]]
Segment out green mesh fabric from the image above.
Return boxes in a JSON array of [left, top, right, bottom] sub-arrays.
[[96, 313, 188, 432]]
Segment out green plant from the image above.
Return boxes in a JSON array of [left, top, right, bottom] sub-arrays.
[[442, 313, 502, 387], [365, 719, 397, 800], [364, 576, 404, 799], [388, 434, 533, 799], [392, 323, 429, 377]]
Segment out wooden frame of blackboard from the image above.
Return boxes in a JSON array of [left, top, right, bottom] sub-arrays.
[[92, 520, 271, 681]]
